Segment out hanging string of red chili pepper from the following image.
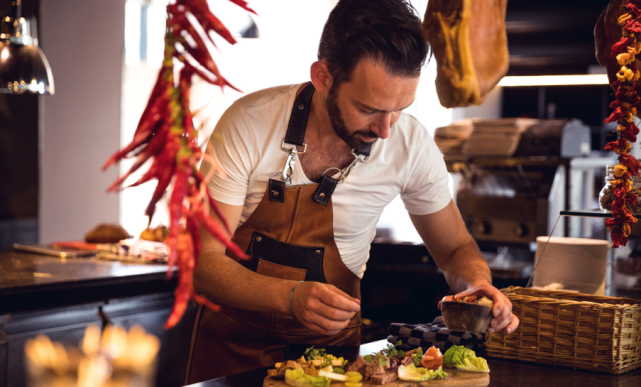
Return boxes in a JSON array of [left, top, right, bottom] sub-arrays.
[[604, 1, 641, 248], [103, 0, 255, 328]]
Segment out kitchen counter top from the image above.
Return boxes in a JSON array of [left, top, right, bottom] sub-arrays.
[[0, 249, 175, 314], [187, 340, 641, 387]]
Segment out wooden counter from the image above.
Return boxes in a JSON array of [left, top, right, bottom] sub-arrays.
[[187, 340, 641, 387]]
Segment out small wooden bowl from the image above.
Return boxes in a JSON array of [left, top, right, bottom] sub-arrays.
[[441, 301, 492, 333]]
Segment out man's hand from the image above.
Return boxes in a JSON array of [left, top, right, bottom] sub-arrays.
[[291, 282, 361, 336], [439, 283, 520, 335]]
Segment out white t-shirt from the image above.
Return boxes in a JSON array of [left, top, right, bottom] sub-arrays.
[[204, 84, 451, 278]]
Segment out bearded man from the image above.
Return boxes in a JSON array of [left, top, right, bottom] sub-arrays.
[[186, 0, 519, 382]]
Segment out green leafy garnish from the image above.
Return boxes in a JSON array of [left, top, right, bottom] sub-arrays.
[[363, 355, 373, 363], [397, 364, 448, 381], [442, 346, 490, 373], [412, 347, 424, 367], [285, 368, 330, 387], [333, 368, 345, 375], [383, 340, 406, 358], [304, 346, 326, 360]]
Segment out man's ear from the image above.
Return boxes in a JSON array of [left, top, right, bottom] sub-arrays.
[[310, 61, 333, 92]]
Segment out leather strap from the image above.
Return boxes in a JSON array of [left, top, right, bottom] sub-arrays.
[[284, 83, 315, 147], [313, 174, 338, 206], [283, 83, 371, 157], [269, 178, 285, 203], [275, 83, 371, 205]]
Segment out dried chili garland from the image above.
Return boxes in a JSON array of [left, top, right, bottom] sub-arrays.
[[103, 0, 255, 328], [604, 0, 641, 247]]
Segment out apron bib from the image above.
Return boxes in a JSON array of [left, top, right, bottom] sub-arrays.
[[186, 84, 369, 383]]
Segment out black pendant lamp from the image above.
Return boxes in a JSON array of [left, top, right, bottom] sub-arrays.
[[0, 0, 54, 94]]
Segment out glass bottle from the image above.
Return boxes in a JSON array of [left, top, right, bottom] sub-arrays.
[[599, 165, 641, 213]]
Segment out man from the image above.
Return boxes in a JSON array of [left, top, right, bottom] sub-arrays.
[[186, 0, 519, 383]]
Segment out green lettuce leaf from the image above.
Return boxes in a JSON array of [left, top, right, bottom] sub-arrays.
[[412, 348, 424, 367], [285, 369, 330, 387], [397, 364, 448, 381], [442, 346, 490, 373]]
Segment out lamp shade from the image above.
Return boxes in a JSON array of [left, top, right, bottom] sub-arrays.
[[0, 9, 54, 95], [0, 42, 54, 94]]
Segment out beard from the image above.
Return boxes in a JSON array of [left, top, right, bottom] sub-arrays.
[[325, 85, 377, 152]]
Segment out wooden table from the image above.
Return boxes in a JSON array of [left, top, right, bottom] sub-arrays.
[[186, 340, 641, 387]]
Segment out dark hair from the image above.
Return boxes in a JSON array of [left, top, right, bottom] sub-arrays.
[[318, 0, 430, 88]]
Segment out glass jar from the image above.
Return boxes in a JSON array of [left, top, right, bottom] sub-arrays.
[[599, 165, 641, 213]]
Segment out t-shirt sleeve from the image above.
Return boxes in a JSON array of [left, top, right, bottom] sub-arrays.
[[201, 102, 258, 206], [400, 120, 452, 215]]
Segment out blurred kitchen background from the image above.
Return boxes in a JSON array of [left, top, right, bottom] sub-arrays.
[[3, 0, 641, 385]]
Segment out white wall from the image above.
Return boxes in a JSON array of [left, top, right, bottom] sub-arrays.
[[39, 0, 125, 242]]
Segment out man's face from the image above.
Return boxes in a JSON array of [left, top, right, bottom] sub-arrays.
[[324, 58, 420, 151]]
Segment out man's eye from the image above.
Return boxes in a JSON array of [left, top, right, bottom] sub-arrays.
[[361, 109, 375, 116]]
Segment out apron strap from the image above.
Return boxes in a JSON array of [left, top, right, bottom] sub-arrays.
[[282, 83, 371, 157], [283, 83, 315, 149], [274, 83, 372, 204]]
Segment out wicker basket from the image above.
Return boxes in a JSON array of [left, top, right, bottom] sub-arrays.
[[486, 286, 641, 374]]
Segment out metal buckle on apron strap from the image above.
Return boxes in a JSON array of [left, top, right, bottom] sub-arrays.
[[312, 150, 369, 206], [280, 139, 307, 185], [281, 139, 307, 154], [338, 149, 369, 183]]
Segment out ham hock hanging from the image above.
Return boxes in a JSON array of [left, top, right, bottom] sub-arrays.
[[422, 0, 509, 108]]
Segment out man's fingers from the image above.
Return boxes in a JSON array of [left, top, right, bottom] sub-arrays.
[[506, 315, 520, 334], [327, 285, 361, 305], [492, 295, 505, 318], [319, 286, 361, 312], [315, 302, 357, 322], [306, 312, 350, 333], [488, 313, 519, 334]]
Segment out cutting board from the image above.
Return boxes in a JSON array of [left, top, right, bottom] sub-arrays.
[[263, 368, 489, 387]]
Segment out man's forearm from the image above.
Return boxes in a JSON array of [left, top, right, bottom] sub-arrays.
[[440, 240, 491, 293], [193, 250, 295, 314]]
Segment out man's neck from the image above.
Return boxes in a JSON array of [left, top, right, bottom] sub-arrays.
[[306, 92, 351, 153]]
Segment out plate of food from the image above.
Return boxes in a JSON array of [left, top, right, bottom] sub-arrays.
[[263, 344, 490, 386]]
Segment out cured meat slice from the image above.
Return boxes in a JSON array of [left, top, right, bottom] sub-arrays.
[[422, 0, 509, 108], [420, 346, 443, 370]]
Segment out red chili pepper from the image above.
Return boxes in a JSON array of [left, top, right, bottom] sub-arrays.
[[227, 0, 257, 15], [105, 0, 254, 330], [167, 165, 191, 268], [165, 231, 194, 329], [193, 171, 232, 234], [186, 215, 202, 265], [195, 207, 247, 259], [126, 127, 173, 189], [135, 67, 171, 136], [182, 59, 241, 92], [179, 0, 238, 45], [612, 36, 635, 57], [145, 139, 180, 222], [103, 95, 170, 170]]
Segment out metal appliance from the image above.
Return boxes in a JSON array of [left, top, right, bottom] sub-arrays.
[[446, 119, 591, 253]]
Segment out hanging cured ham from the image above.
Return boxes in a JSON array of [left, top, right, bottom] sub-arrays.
[[422, 0, 509, 108]]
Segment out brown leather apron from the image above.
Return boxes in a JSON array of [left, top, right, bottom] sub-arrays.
[[186, 84, 369, 383]]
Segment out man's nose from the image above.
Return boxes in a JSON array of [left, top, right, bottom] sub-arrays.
[[371, 113, 392, 139]]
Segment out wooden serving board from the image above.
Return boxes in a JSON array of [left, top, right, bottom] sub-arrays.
[[263, 368, 489, 387]]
